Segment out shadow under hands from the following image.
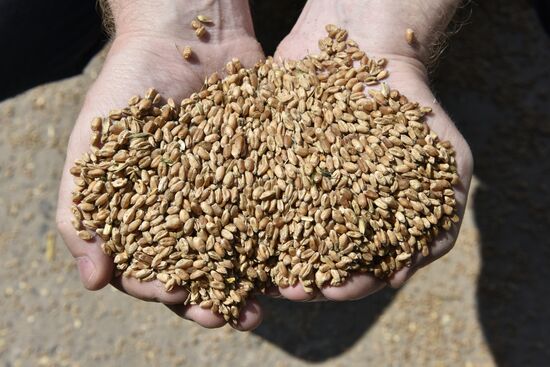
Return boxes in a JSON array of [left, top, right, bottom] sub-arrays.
[[254, 289, 396, 362], [472, 111, 550, 366], [432, 1, 550, 365], [452, 96, 550, 366]]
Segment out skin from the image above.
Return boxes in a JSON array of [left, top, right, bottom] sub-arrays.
[[56, 0, 473, 330], [272, 0, 474, 302]]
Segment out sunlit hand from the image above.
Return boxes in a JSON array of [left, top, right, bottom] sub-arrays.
[[56, 0, 266, 330], [271, 0, 474, 302]]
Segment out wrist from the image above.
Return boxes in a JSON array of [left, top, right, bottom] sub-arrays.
[[106, 0, 255, 42], [296, 0, 463, 65]]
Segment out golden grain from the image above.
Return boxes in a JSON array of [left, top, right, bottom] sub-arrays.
[[181, 46, 192, 60], [197, 15, 213, 24], [195, 26, 206, 38], [406, 28, 415, 45], [69, 25, 458, 323]]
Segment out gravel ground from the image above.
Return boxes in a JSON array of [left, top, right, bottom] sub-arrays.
[[1, 1, 548, 366]]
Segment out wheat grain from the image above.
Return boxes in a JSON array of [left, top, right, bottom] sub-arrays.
[[70, 25, 459, 324], [406, 28, 416, 45]]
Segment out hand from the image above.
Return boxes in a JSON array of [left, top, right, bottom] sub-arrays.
[[271, 0, 474, 301], [56, 0, 266, 330]]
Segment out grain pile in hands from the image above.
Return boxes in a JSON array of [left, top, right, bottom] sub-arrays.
[[69, 25, 459, 323]]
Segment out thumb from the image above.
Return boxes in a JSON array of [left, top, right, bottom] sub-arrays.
[[56, 162, 114, 291]]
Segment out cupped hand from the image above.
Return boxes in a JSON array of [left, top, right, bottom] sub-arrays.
[[270, 0, 474, 302], [56, 0, 266, 330], [57, 0, 474, 330]]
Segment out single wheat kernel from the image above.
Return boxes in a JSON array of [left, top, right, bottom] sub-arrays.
[[181, 46, 192, 60], [406, 28, 415, 45], [190, 19, 201, 30], [195, 26, 206, 38], [197, 15, 213, 24]]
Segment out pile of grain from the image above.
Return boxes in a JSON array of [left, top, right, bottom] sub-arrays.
[[69, 25, 459, 322]]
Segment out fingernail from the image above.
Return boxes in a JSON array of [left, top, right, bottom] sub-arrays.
[[76, 256, 95, 285]]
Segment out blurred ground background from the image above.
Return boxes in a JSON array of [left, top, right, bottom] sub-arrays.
[[1, 0, 549, 366]]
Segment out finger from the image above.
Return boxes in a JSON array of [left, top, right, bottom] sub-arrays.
[[110, 276, 190, 305], [231, 299, 263, 331], [387, 214, 463, 288], [386, 252, 422, 289], [320, 273, 386, 301], [387, 169, 470, 288], [262, 286, 283, 298], [166, 304, 226, 329], [278, 283, 320, 301], [265, 284, 327, 302], [303, 291, 328, 302], [56, 198, 113, 291]]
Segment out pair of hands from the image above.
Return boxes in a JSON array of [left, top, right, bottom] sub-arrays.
[[56, 0, 473, 331]]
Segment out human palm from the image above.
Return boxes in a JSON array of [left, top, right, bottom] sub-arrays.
[[56, 31, 266, 329], [271, 1, 474, 302]]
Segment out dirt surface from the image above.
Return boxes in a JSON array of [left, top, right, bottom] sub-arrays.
[[1, 1, 549, 366]]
